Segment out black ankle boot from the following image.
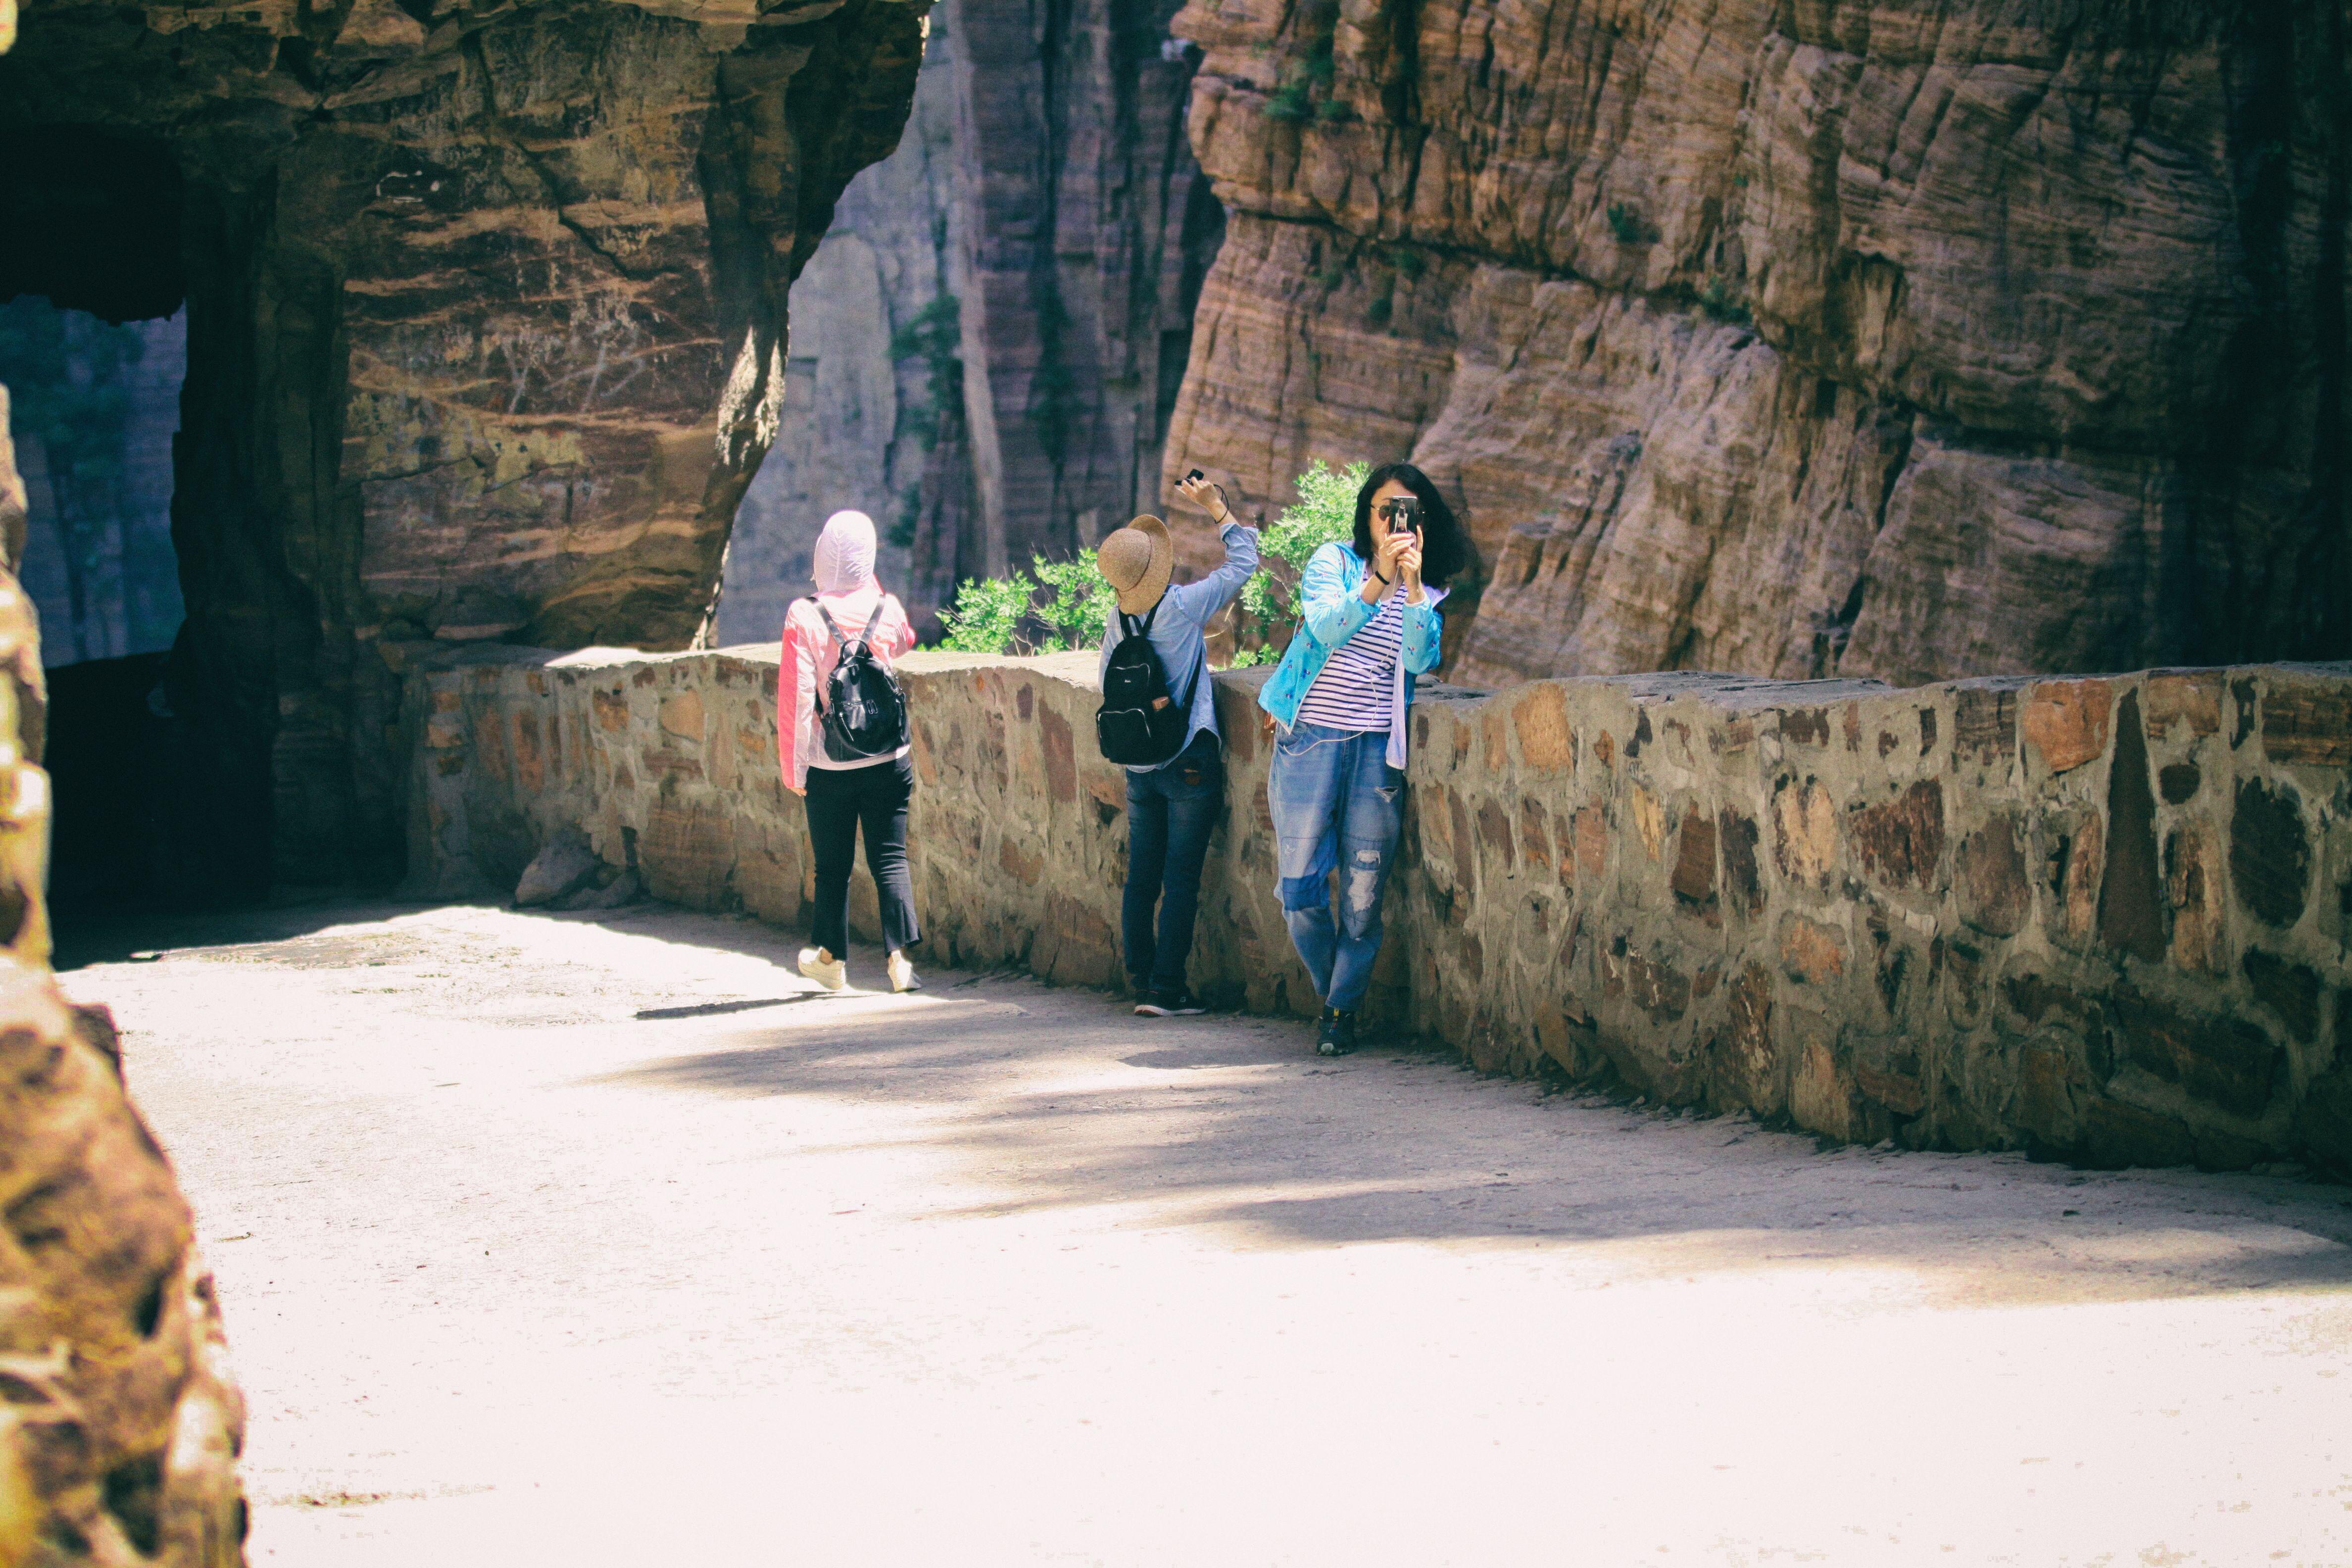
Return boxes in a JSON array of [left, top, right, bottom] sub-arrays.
[[1315, 1007, 1357, 1057]]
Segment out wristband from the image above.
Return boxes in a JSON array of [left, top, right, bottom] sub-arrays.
[[1370, 567, 1391, 586]]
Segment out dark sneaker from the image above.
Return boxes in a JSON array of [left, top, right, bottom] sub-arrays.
[[1135, 988, 1206, 1017], [1315, 1006, 1358, 1056]]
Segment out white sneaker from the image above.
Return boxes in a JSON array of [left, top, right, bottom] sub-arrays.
[[797, 946, 846, 991], [887, 950, 922, 993]]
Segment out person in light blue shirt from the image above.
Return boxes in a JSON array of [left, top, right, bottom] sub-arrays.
[[1256, 461, 1470, 1057], [1094, 473, 1259, 1016]]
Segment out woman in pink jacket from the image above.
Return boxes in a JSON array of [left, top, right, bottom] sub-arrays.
[[778, 510, 921, 992]]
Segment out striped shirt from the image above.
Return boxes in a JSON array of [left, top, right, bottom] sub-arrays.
[[1296, 592, 1404, 731]]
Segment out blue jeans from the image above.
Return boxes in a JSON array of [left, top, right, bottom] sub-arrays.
[[1123, 734, 1223, 991], [1267, 722, 1403, 1012]]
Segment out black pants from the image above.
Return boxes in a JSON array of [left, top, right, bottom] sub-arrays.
[[1123, 731, 1223, 992], [803, 755, 918, 957]]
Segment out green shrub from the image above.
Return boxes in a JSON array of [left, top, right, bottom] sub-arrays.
[[1315, 97, 1354, 123], [932, 553, 1117, 656], [1235, 459, 1367, 658], [937, 572, 1035, 655], [1605, 201, 1646, 245], [1390, 247, 1425, 280], [1030, 553, 1116, 654]]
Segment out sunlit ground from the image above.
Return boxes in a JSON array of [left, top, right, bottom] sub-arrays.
[[70, 900, 2352, 1566]]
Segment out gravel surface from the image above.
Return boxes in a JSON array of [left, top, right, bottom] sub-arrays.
[[65, 899, 2352, 1566]]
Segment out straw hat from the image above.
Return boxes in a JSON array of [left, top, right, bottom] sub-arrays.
[[1095, 514, 1174, 616]]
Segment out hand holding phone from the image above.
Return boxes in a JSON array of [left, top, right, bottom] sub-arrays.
[[1175, 469, 1228, 523]]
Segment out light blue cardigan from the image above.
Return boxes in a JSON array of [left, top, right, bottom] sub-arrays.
[[1257, 540, 1446, 768]]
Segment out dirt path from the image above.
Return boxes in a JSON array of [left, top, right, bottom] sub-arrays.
[[67, 900, 2352, 1566]]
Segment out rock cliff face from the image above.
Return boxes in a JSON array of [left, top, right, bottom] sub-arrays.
[[717, 0, 1223, 644], [0, 0, 929, 893], [716, 17, 962, 642], [1164, 0, 2350, 687], [0, 306, 187, 667]]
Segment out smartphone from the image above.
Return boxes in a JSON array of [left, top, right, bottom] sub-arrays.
[[1185, 468, 1206, 483]]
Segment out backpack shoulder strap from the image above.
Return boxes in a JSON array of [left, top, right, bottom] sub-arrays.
[[811, 598, 848, 647]]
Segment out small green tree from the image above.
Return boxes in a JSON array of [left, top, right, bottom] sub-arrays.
[[933, 552, 1117, 655], [1030, 553, 1116, 653], [1227, 458, 1367, 665], [936, 571, 1035, 654]]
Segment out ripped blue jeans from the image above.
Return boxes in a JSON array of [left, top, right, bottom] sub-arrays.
[[1267, 722, 1403, 1013]]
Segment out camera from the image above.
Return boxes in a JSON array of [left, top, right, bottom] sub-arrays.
[[1185, 468, 1205, 483], [1381, 496, 1421, 534]]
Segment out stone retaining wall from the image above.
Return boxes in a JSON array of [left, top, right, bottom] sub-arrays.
[[399, 643, 2352, 1175]]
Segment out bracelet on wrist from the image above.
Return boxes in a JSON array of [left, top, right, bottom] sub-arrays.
[[1370, 567, 1391, 586]]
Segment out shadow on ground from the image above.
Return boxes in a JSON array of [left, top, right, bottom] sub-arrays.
[[94, 893, 2352, 1312], [590, 943, 2352, 1310]]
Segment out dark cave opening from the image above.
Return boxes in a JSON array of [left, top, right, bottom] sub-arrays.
[[0, 127, 265, 931]]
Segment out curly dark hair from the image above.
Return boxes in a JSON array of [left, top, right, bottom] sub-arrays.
[[1350, 462, 1471, 587]]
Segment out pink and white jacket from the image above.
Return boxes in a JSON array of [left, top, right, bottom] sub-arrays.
[[776, 512, 918, 790]]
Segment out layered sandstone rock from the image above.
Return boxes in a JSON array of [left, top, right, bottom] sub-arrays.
[[1162, 0, 2349, 688], [0, 0, 930, 893], [718, 0, 1223, 645]]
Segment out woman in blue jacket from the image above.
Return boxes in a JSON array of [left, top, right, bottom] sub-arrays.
[[1257, 462, 1472, 1055]]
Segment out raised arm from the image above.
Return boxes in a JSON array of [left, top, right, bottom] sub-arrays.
[[1163, 519, 1260, 626], [1300, 542, 1377, 649]]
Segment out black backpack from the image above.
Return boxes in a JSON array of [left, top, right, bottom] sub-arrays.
[[1096, 603, 1196, 767], [810, 598, 910, 762]]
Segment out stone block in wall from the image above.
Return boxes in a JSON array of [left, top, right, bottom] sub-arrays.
[[2024, 681, 2114, 775], [2230, 778, 2311, 930], [2260, 678, 2352, 769], [1957, 816, 2031, 936]]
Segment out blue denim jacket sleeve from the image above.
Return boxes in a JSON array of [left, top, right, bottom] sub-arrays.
[[1300, 543, 1376, 647], [1301, 542, 1442, 666], [1402, 593, 1442, 674]]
